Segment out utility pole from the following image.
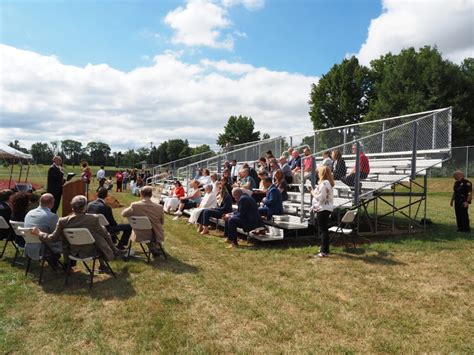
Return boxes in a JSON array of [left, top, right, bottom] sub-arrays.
[[150, 141, 153, 166]]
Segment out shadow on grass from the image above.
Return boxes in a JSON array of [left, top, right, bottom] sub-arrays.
[[336, 249, 407, 266], [124, 253, 199, 274], [39, 266, 136, 299]]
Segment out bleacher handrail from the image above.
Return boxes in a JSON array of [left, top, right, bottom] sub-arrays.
[[175, 136, 284, 178], [287, 107, 448, 138], [152, 136, 281, 175]]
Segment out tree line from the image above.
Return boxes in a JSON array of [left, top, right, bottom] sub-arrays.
[[8, 115, 267, 167], [309, 46, 473, 146], [8, 139, 213, 167]]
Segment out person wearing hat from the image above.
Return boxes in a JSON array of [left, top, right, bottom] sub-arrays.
[[450, 170, 471, 233]]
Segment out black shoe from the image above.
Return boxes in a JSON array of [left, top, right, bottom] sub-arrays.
[[116, 244, 127, 251], [150, 249, 160, 257], [115, 249, 127, 257]]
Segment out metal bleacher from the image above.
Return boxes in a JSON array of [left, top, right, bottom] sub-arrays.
[[152, 107, 452, 241]]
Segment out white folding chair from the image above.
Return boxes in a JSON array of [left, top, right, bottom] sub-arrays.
[[63, 228, 116, 288], [0, 216, 11, 259], [9, 221, 25, 266], [328, 210, 358, 248], [127, 216, 167, 263], [18, 227, 61, 284], [85, 213, 110, 228]]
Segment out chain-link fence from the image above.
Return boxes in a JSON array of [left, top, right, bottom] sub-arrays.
[[152, 137, 283, 179], [431, 146, 474, 178], [296, 108, 452, 216], [282, 108, 450, 157], [175, 136, 285, 180]]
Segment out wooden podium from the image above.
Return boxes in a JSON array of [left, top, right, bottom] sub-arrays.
[[62, 179, 86, 217]]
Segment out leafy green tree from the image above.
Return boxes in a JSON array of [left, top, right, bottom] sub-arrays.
[[367, 46, 473, 145], [217, 115, 261, 148], [30, 142, 52, 164], [262, 133, 271, 140], [309, 56, 372, 130], [156, 141, 169, 164], [136, 147, 150, 163], [8, 140, 29, 154], [192, 144, 212, 155], [86, 142, 111, 166], [167, 139, 191, 161], [49, 141, 60, 155], [61, 139, 82, 165]]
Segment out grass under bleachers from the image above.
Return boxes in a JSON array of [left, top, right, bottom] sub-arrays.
[[0, 177, 473, 353]]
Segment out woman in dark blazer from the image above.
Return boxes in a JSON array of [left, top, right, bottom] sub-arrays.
[[332, 149, 347, 181]]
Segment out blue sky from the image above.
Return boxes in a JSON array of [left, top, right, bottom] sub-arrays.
[[1, 0, 381, 76], [1, 0, 472, 150]]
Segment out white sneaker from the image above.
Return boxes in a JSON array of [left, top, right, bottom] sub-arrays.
[[316, 252, 328, 258], [174, 210, 183, 216]]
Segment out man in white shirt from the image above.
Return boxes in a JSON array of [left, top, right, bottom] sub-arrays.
[[97, 166, 106, 188], [24, 193, 62, 266], [230, 159, 240, 183], [198, 169, 212, 186]]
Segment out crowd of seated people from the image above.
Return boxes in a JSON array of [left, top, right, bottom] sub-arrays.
[[0, 144, 372, 271], [1, 184, 167, 275]]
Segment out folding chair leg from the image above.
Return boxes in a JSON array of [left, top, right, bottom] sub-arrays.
[[90, 258, 96, 289], [25, 257, 32, 276], [352, 235, 357, 249], [0, 239, 8, 258], [157, 242, 167, 260], [65, 259, 71, 286], [82, 261, 92, 273], [103, 258, 116, 278], [125, 242, 132, 262], [139, 243, 150, 263], [39, 258, 46, 285], [12, 247, 19, 266]]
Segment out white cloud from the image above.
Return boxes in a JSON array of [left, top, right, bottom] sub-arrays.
[[221, 0, 265, 11], [200, 59, 255, 74], [164, 0, 264, 50], [164, 0, 234, 50], [357, 0, 474, 65], [0, 44, 318, 151]]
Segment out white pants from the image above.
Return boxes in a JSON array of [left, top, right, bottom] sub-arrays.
[[188, 208, 204, 224], [164, 197, 180, 211]]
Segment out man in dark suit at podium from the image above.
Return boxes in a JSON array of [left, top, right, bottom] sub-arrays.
[[47, 156, 65, 214]]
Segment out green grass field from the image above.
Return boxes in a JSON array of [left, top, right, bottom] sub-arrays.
[[0, 167, 473, 353]]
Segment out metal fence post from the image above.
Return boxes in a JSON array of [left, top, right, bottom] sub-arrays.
[[411, 121, 418, 180], [300, 156, 305, 223], [313, 132, 317, 154], [343, 128, 347, 155], [290, 136, 293, 148], [432, 113, 437, 149], [448, 107, 452, 154], [466, 146, 469, 178], [354, 142, 361, 205], [217, 156, 222, 174], [381, 122, 386, 153]]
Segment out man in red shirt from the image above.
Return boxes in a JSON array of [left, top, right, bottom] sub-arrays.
[[342, 144, 370, 187]]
